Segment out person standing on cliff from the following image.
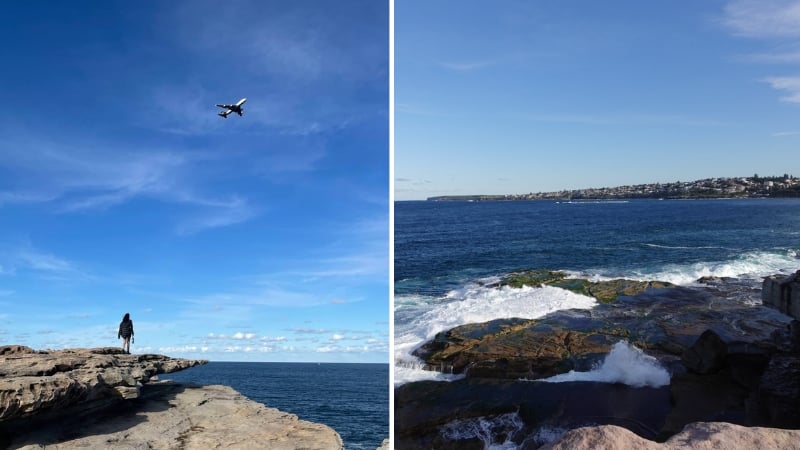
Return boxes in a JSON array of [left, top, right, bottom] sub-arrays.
[[118, 313, 134, 354]]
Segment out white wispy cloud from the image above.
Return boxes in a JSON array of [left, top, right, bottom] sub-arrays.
[[437, 51, 529, 73], [720, 1, 800, 104], [159, 345, 199, 353], [299, 253, 388, 279], [742, 51, 800, 63], [158, 0, 386, 136], [293, 328, 329, 335], [0, 192, 58, 206], [147, 83, 225, 136], [395, 103, 453, 117], [175, 195, 257, 235], [0, 135, 186, 210], [17, 250, 74, 273], [721, 0, 800, 39], [171, 1, 385, 83], [315, 343, 386, 354], [438, 59, 500, 71], [523, 113, 730, 127], [763, 76, 800, 102], [183, 288, 329, 311], [0, 243, 91, 282], [772, 130, 800, 136], [206, 332, 257, 340], [231, 332, 256, 340], [0, 130, 258, 233]]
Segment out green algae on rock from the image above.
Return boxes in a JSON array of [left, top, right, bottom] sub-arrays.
[[498, 269, 674, 303]]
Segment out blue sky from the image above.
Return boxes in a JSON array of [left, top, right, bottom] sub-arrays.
[[0, 1, 389, 362], [396, 0, 800, 200]]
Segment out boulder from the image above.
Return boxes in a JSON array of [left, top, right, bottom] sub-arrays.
[[681, 329, 728, 374], [542, 422, 800, 450], [762, 271, 800, 319]]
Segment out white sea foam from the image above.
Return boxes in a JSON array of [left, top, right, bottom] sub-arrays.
[[539, 340, 670, 387], [394, 362, 465, 386], [439, 412, 571, 450], [394, 284, 598, 385], [643, 243, 725, 250], [525, 426, 569, 447], [575, 249, 799, 286], [440, 412, 524, 450]]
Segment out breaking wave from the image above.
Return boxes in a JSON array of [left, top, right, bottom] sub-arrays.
[[394, 284, 598, 386], [574, 249, 799, 285], [539, 340, 670, 387]]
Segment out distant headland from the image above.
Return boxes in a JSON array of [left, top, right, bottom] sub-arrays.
[[427, 174, 800, 201]]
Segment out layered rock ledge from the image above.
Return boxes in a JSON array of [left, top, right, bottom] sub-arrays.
[[0, 346, 343, 450], [0, 346, 206, 423]]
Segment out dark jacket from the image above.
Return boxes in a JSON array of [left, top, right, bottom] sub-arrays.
[[118, 320, 134, 339]]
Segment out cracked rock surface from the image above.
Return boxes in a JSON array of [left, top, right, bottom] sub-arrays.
[[0, 346, 343, 450], [8, 383, 343, 450], [0, 346, 205, 423]]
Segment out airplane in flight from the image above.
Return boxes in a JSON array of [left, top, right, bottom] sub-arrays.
[[216, 98, 247, 118]]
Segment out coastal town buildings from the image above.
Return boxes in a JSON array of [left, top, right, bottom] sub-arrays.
[[428, 175, 800, 201]]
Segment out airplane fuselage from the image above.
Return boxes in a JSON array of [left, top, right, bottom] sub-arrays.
[[216, 98, 247, 118]]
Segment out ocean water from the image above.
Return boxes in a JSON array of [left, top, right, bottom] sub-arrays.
[[164, 362, 388, 450], [395, 198, 800, 385]]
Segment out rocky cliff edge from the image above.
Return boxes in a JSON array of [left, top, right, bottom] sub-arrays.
[[0, 346, 343, 450]]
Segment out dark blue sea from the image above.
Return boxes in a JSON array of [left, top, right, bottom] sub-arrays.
[[165, 362, 388, 450], [394, 199, 800, 384]]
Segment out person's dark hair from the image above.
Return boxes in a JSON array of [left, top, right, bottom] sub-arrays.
[[122, 313, 130, 322]]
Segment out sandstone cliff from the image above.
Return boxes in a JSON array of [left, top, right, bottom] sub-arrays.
[[0, 346, 343, 450], [0, 345, 206, 424], [8, 384, 343, 450]]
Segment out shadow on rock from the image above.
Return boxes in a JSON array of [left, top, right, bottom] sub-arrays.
[[0, 382, 189, 449]]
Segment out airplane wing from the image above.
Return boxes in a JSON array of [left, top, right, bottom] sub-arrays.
[[235, 98, 247, 106], [216, 104, 233, 109]]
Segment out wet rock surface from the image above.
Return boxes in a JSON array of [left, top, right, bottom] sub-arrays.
[[395, 378, 671, 449], [398, 275, 800, 448], [494, 270, 675, 303], [414, 282, 790, 380]]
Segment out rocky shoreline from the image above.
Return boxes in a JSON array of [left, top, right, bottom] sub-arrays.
[[0, 347, 344, 449], [396, 271, 800, 449]]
